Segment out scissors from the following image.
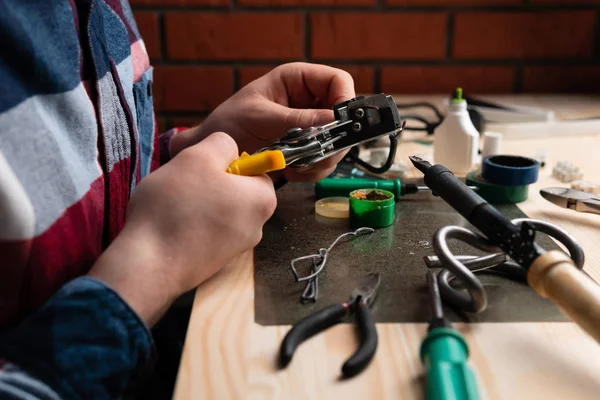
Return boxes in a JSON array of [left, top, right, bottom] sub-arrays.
[[227, 94, 403, 176], [279, 273, 381, 378], [540, 187, 600, 215]]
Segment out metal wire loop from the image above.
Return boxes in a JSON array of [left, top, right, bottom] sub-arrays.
[[425, 218, 585, 314], [290, 227, 375, 283], [290, 227, 375, 303]]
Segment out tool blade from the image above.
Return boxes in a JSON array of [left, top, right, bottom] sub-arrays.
[[352, 273, 381, 308], [540, 187, 597, 208], [540, 187, 570, 208]]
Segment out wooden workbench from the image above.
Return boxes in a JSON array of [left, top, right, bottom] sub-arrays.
[[174, 95, 600, 400]]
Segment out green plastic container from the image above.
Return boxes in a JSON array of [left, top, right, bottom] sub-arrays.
[[349, 189, 395, 229]]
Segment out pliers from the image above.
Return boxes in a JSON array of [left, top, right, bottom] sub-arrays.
[[279, 273, 381, 378], [540, 187, 600, 215], [227, 94, 403, 176]]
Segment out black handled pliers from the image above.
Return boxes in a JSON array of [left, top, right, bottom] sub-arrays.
[[279, 273, 381, 378]]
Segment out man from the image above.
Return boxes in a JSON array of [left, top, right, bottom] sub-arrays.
[[0, 1, 354, 398]]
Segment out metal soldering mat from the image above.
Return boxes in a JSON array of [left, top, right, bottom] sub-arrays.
[[253, 183, 567, 325]]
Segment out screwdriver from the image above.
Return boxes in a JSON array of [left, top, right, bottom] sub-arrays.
[[315, 177, 477, 200], [421, 271, 480, 400]]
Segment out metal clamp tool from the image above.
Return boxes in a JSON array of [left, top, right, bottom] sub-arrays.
[[227, 94, 404, 176], [411, 156, 600, 344], [541, 187, 600, 215]]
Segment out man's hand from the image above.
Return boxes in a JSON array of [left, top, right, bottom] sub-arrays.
[[89, 132, 276, 326], [170, 63, 356, 182]]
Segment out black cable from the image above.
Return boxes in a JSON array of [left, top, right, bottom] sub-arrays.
[[347, 132, 400, 175], [396, 102, 444, 120], [397, 103, 445, 135], [402, 115, 442, 135]]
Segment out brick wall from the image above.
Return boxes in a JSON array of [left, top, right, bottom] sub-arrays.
[[131, 0, 600, 130]]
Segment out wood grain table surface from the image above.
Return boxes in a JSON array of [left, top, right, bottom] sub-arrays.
[[174, 95, 600, 400]]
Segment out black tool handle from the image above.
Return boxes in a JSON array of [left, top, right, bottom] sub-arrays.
[[279, 304, 347, 368], [341, 302, 378, 378]]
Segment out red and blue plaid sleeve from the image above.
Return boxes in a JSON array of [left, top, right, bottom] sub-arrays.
[[0, 277, 154, 400]]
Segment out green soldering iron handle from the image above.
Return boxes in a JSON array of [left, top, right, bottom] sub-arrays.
[[315, 178, 403, 199], [420, 328, 480, 400]]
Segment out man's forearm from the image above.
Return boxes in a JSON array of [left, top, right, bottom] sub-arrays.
[[0, 277, 154, 400], [88, 224, 177, 327]]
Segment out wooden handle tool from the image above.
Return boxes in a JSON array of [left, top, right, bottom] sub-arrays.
[[528, 250, 600, 343]]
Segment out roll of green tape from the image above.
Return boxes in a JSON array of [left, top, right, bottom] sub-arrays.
[[349, 189, 395, 229], [466, 170, 528, 204]]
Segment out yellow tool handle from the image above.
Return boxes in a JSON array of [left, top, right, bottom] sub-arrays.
[[528, 250, 600, 344], [227, 150, 287, 176]]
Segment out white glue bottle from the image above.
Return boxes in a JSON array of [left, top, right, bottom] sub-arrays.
[[433, 88, 479, 174]]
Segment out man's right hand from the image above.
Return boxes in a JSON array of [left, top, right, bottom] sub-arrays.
[[89, 132, 277, 326]]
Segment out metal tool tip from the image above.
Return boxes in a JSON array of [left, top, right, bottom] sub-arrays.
[[423, 255, 433, 268], [409, 156, 432, 173]]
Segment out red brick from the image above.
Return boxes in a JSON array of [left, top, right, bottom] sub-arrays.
[[134, 12, 160, 61], [522, 66, 600, 93], [169, 117, 206, 129], [311, 13, 447, 60], [130, 0, 227, 6], [239, 0, 374, 5], [153, 67, 233, 112], [531, 0, 600, 3], [386, 0, 520, 4], [381, 66, 515, 94], [165, 13, 303, 60], [238, 65, 374, 93], [453, 11, 596, 59]]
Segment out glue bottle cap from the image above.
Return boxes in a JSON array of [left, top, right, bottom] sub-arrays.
[[451, 87, 464, 104]]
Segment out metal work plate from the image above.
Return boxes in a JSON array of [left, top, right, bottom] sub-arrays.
[[254, 183, 567, 325]]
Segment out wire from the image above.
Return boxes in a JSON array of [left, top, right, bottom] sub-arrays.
[[396, 102, 444, 120], [396, 102, 445, 135], [344, 131, 401, 175], [290, 228, 375, 303]]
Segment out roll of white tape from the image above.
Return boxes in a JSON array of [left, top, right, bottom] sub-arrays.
[[482, 131, 503, 158]]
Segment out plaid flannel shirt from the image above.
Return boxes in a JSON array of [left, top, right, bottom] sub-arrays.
[[0, 0, 180, 398]]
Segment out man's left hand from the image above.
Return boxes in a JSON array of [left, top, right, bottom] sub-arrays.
[[170, 62, 356, 182]]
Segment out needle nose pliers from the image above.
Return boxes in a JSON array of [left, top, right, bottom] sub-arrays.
[[278, 273, 381, 378]]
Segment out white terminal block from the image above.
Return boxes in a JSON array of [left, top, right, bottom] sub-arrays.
[[552, 161, 583, 183], [571, 180, 600, 194], [481, 131, 503, 158]]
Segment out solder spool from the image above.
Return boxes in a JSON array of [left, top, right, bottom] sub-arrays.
[[481, 155, 540, 186], [466, 170, 528, 204], [349, 189, 395, 228], [315, 197, 350, 219]]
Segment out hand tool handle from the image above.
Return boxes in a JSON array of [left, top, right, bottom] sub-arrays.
[[528, 250, 600, 344], [341, 302, 378, 377], [227, 150, 286, 176], [420, 328, 480, 400], [315, 178, 403, 199], [279, 304, 347, 368]]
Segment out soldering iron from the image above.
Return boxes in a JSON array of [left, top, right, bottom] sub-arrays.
[[410, 155, 600, 344]]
